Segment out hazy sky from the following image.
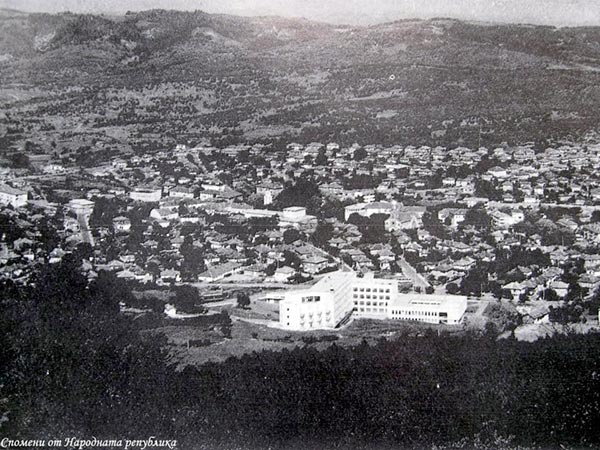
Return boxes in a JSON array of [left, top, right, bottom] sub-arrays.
[[2, 0, 599, 26]]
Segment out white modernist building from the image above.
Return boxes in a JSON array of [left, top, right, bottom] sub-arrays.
[[353, 292, 467, 325], [279, 271, 468, 330], [279, 271, 355, 330], [349, 273, 398, 319]]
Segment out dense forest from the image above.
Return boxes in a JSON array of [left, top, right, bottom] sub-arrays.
[[2, 258, 600, 449]]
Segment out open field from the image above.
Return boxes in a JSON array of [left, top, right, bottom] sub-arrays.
[[154, 301, 478, 367]]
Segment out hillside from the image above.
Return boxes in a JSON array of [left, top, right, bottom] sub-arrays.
[[2, 9, 600, 154], [2, 259, 600, 449]]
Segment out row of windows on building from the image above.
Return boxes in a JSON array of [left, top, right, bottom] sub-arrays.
[[354, 300, 388, 307], [353, 293, 391, 300], [390, 316, 436, 322], [391, 310, 440, 317], [300, 310, 331, 318], [353, 287, 391, 293], [298, 311, 331, 328], [355, 307, 387, 314], [284, 310, 333, 327], [300, 317, 331, 327], [301, 296, 321, 303]]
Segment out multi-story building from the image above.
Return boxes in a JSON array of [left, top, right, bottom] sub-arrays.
[[387, 295, 467, 325], [150, 208, 179, 223], [438, 208, 467, 229], [301, 255, 330, 274], [350, 273, 398, 319], [346, 202, 426, 228], [279, 272, 468, 330], [489, 209, 524, 229], [279, 271, 355, 330], [256, 183, 283, 206]]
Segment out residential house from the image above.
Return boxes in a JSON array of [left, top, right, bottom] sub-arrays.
[[197, 262, 243, 282], [0, 184, 27, 208], [302, 255, 329, 274], [273, 266, 296, 283], [113, 216, 132, 233]]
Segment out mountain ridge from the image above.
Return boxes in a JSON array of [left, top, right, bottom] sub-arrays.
[[1, 9, 600, 151]]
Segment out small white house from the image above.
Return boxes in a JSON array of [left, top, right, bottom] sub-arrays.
[[273, 266, 296, 283]]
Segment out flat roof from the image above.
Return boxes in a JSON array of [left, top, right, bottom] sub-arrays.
[[312, 271, 356, 292], [353, 276, 397, 286], [0, 184, 26, 196]]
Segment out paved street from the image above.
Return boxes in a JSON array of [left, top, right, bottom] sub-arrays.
[[397, 257, 431, 289]]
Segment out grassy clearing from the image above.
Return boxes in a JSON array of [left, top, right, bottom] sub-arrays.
[[154, 310, 470, 368]]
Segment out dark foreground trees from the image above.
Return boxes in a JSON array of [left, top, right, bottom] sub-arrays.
[[2, 260, 600, 449], [0, 259, 175, 442]]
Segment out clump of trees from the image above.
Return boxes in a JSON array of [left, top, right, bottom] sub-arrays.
[[9, 152, 30, 169], [347, 213, 388, 244], [274, 178, 322, 215], [0, 257, 174, 441], [172, 285, 204, 313], [236, 291, 251, 309]]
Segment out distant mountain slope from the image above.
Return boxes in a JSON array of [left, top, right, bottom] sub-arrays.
[[1, 9, 600, 150]]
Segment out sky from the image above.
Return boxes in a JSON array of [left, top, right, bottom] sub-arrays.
[[1, 0, 599, 26]]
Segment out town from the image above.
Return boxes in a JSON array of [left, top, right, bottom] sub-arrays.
[[2, 137, 600, 344], [3, 5, 600, 447]]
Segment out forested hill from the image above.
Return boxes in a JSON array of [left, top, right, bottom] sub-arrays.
[[2, 9, 600, 148], [2, 259, 600, 449]]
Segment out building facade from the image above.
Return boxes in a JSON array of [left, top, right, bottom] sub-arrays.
[[279, 206, 318, 231], [130, 188, 162, 202], [279, 271, 468, 330], [0, 184, 27, 208], [350, 273, 398, 319], [387, 295, 467, 325], [279, 271, 355, 330]]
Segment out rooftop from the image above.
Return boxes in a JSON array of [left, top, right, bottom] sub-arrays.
[[0, 184, 26, 196], [312, 271, 357, 292]]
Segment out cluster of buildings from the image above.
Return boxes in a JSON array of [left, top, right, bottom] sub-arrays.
[[2, 137, 600, 329]]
